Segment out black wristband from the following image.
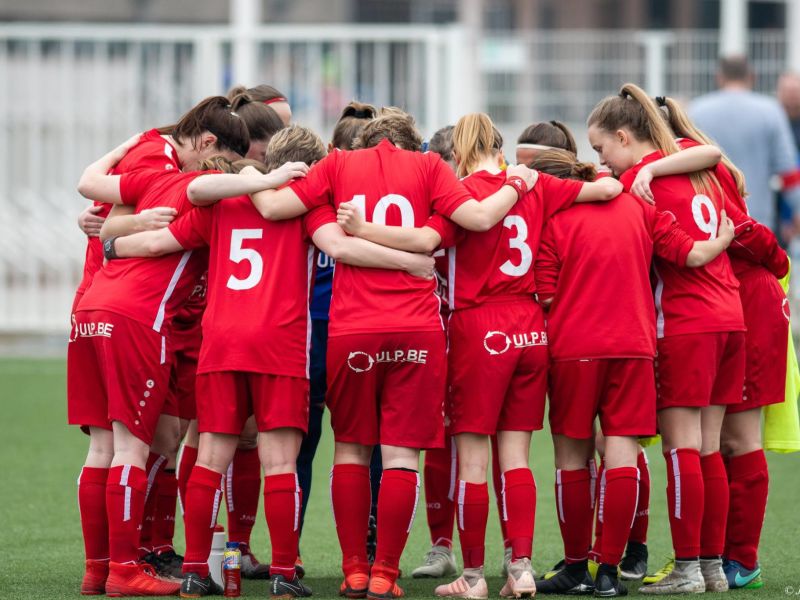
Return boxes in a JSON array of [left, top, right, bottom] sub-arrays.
[[103, 236, 119, 260]]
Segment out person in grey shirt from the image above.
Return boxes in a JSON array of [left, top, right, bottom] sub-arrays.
[[690, 56, 800, 233]]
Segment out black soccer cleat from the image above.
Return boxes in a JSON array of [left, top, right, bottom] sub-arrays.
[[535, 564, 594, 595], [594, 564, 628, 598], [271, 573, 313, 598], [180, 571, 223, 597], [619, 542, 648, 580]]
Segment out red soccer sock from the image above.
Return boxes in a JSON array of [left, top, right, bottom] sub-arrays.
[[78, 466, 110, 561], [106, 465, 148, 564], [331, 463, 371, 575], [373, 469, 420, 579], [423, 441, 457, 549], [556, 468, 593, 563], [503, 468, 536, 560], [491, 436, 510, 549], [226, 447, 261, 547], [700, 452, 728, 557], [589, 459, 605, 563], [599, 467, 639, 566], [724, 449, 768, 569], [139, 452, 168, 555], [177, 444, 198, 511], [151, 469, 179, 552], [629, 451, 650, 544], [265, 473, 301, 579], [182, 466, 225, 578], [665, 448, 703, 558], [456, 481, 489, 568]]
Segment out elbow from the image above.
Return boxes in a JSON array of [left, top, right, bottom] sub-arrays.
[[601, 181, 623, 200], [77, 174, 93, 199], [323, 239, 345, 262], [470, 214, 494, 233], [708, 146, 723, 164]]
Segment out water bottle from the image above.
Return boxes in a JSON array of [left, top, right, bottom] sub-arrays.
[[222, 541, 242, 597], [208, 529, 226, 589]]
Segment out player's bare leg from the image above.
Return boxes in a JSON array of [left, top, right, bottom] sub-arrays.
[[79, 427, 114, 594], [494, 431, 535, 599], [720, 407, 766, 589], [536, 435, 594, 595], [332, 442, 373, 598], [435, 434, 489, 599], [642, 408, 705, 595], [258, 427, 311, 597]]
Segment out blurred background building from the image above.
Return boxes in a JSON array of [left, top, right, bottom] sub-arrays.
[[0, 0, 798, 336]]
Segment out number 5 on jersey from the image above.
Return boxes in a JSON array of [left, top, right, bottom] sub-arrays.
[[227, 229, 263, 290]]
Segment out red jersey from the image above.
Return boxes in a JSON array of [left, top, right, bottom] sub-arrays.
[[169, 197, 330, 378], [290, 140, 472, 336], [76, 129, 180, 296], [536, 192, 695, 360], [77, 170, 206, 334], [446, 171, 582, 310], [675, 138, 788, 280], [620, 152, 745, 337]]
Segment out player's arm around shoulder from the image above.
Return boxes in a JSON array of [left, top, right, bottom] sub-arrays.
[[99, 204, 177, 241], [336, 201, 442, 253], [104, 228, 184, 260]]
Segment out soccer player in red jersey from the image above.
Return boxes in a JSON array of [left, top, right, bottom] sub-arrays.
[[101, 125, 438, 598], [586, 83, 783, 595], [529, 148, 735, 597], [639, 97, 790, 589], [245, 109, 538, 600], [336, 113, 622, 599]]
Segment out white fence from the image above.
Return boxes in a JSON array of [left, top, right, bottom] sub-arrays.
[[0, 23, 790, 333]]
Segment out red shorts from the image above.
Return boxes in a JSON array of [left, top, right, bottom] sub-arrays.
[[447, 300, 548, 435], [655, 331, 746, 410], [549, 358, 656, 438], [729, 270, 789, 414], [326, 330, 446, 449], [163, 324, 201, 420], [67, 310, 171, 444], [195, 371, 309, 435]]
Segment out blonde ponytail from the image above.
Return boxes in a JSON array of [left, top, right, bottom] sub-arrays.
[[452, 113, 503, 178]]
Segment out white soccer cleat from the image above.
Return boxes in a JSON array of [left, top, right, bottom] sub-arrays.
[[501, 547, 512, 578], [412, 545, 458, 579], [640, 559, 706, 595], [699, 558, 729, 593], [500, 557, 537, 598], [434, 570, 489, 599]]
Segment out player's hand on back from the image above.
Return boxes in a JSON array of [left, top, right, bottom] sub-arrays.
[[405, 253, 436, 280], [78, 205, 106, 237], [266, 161, 310, 187], [717, 209, 735, 246], [506, 164, 538, 192], [136, 207, 177, 231], [630, 164, 655, 205], [337, 202, 365, 236]]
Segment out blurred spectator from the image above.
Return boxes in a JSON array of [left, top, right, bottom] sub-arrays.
[[777, 72, 800, 150], [690, 56, 800, 234]]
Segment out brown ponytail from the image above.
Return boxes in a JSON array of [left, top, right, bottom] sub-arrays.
[[167, 95, 251, 158], [660, 96, 747, 198], [517, 120, 577, 154], [528, 149, 597, 182], [353, 107, 423, 152], [227, 91, 285, 144], [452, 113, 503, 178], [196, 156, 268, 175], [265, 125, 327, 171], [331, 101, 377, 150], [589, 83, 722, 198]]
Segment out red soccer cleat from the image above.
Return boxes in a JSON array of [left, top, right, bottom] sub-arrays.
[[80, 559, 109, 595], [105, 561, 181, 597]]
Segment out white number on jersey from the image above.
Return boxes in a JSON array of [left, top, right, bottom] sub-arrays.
[[350, 193, 415, 226], [227, 229, 263, 291], [499, 215, 533, 277], [691, 194, 718, 240]]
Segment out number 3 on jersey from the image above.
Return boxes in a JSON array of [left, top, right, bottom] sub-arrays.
[[227, 229, 263, 290], [500, 215, 532, 277]]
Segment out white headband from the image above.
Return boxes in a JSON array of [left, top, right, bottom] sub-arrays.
[[516, 143, 557, 151]]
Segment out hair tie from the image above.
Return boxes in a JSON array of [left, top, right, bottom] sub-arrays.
[[353, 109, 368, 118], [263, 97, 287, 105], [230, 111, 240, 118], [655, 96, 667, 107]]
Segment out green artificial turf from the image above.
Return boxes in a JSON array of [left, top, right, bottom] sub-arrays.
[[1, 358, 798, 598]]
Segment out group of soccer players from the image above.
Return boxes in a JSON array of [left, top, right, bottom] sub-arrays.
[[67, 80, 791, 599]]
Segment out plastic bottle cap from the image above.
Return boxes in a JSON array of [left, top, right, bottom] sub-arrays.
[[225, 542, 240, 549]]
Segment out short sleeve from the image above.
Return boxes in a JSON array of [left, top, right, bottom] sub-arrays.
[[538, 172, 583, 217], [168, 206, 214, 250], [424, 213, 463, 250], [303, 204, 337, 238], [119, 169, 163, 206], [428, 155, 473, 217], [290, 153, 337, 210]]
